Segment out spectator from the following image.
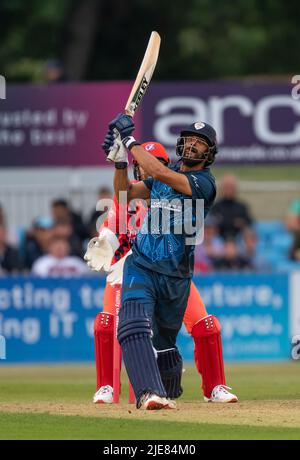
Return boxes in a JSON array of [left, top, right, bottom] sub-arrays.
[[290, 231, 300, 262], [214, 239, 252, 271], [51, 199, 89, 244], [0, 223, 22, 274], [239, 227, 270, 272], [286, 198, 300, 233], [32, 237, 89, 277], [23, 217, 54, 270], [211, 174, 253, 239], [52, 219, 83, 257], [44, 59, 68, 83], [0, 204, 4, 226], [194, 216, 224, 273], [87, 186, 113, 238]]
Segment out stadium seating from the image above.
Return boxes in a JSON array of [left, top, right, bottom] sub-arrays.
[[255, 221, 295, 270]]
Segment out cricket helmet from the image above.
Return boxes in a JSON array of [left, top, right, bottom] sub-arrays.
[[133, 142, 170, 180], [176, 121, 218, 166]]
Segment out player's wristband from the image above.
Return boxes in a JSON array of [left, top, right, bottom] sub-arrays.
[[122, 136, 140, 151], [114, 162, 128, 169]]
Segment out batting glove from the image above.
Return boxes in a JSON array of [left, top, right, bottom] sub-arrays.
[[101, 129, 115, 155], [107, 133, 129, 165], [109, 113, 135, 140]]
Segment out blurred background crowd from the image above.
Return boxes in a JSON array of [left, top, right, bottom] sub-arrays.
[[1, 176, 300, 277]]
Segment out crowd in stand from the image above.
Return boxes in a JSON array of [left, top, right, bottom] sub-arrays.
[[1, 176, 300, 277]]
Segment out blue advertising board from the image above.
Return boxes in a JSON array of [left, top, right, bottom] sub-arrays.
[[178, 273, 290, 362], [0, 274, 291, 363]]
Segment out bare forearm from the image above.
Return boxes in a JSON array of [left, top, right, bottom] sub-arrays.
[[131, 145, 192, 195], [131, 145, 166, 178], [114, 168, 131, 199]]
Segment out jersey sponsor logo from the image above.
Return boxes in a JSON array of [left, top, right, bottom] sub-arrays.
[[191, 174, 200, 188], [151, 199, 182, 212], [0, 75, 6, 100]]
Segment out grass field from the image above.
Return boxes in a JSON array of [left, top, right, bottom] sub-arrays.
[[0, 362, 300, 440]]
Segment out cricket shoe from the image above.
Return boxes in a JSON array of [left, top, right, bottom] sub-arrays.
[[139, 393, 176, 410], [204, 385, 238, 403], [93, 385, 113, 404], [165, 399, 177, 409]]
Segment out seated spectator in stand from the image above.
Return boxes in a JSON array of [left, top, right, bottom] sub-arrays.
[[286, 198, 300, 233], [214, 239, 252, 271], [52, 219, 83, 257], [290, 231, 300, 262], [194, 216, 224, 273], [23, 217, 54, 270], [44, 59, 68, 83], [211, 174, 253, 239], [51, 199, 88, 244], [0, 204, 4, 226], [238, 227, 270, 272], [32, 237, 89, 277], [87, 186, 113, 238], [0, 223, 22, 274]]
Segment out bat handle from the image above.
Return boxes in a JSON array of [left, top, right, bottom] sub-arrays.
[[124, 109, 134, 118]]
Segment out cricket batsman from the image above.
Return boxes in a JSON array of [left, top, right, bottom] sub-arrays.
[[86, 132, 237, 407]]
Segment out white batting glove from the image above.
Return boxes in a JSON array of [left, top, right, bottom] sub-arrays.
[[84, 228, 120, 272], [107, 131, 129, 164], [106, 250, 132, 286]]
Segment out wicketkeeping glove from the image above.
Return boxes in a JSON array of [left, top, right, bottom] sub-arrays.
[[106, 250, 132, 286], [84, 228, 120, 272]]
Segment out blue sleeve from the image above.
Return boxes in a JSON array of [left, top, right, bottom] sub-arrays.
[[187, 173, 216, 203], [143, 177, 154, 190]]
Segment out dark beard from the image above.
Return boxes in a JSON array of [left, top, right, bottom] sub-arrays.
[[182, 157, 203, 167]]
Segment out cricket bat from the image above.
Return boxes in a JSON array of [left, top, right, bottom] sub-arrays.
[[107, 31, 161, 161], [124, 30, 161, 117]]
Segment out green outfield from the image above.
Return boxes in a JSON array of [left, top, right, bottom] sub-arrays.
[[0, 362, 299, 440]]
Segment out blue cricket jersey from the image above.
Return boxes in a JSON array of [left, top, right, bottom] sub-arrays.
[[131, 166, 216, 278]]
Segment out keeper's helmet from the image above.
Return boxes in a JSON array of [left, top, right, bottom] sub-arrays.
[[133, 142, 170, 180], [176, 121, 218, 167]]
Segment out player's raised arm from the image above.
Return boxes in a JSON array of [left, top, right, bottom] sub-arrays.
[[130, 144, 193, 196], [106, 113, 193, 195]]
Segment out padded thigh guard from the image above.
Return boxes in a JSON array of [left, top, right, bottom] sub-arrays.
[[118, 300, 167, 405], [157, 348, 183, 399], [94, 312, 114, 389], [192, 315, 226, 399]]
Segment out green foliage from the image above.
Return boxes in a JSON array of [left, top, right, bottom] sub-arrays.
[[0, 0, 71, 81], [1, 0, 299, 81]]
